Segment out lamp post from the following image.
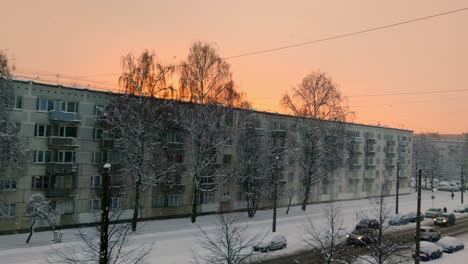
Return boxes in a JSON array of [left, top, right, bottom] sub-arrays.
[[272, 156, 279, 233], [100, 163, 111, 264], [395, 160, 400, 215]]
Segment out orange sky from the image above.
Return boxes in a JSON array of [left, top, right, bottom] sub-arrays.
[[2, 0, 468, 133]]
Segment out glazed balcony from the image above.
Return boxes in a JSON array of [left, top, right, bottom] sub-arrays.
[[46, 162, 78, 175], [48, 137, 78, 149], [271, 130, 287, 137], [45, 188, 75, 198], [49, 111, 81, 123]]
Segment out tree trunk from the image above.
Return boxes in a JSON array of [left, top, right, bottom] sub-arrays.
[[26, 221, 35, 244], [131, 176, 142, 232], [191, 188, 198, 223], [286, 196, 292, 215], [302, 182, 311, 211]]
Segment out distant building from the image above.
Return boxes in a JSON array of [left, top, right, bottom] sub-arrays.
[[0, 80, 414, 233]]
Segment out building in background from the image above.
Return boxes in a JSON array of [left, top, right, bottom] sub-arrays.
[[0, 80, 413, 233]]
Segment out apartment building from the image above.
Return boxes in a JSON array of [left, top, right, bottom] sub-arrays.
[[0, 80, 413, 233]]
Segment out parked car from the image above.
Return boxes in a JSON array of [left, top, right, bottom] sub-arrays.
[[419, 226, 441, 242], [438, 186, 459, 192], [346, 229, 376, 246], [389, 214, 410, 226], [454, 205, 468, 213], [253, 234, 287, 252], [436, 236, 464, 253], [404, 211, 424, 222], [355, 219, 380, 230], [433, 213, 456, 226], [425, 208, 443, 218], [413, 241, 443, 261]]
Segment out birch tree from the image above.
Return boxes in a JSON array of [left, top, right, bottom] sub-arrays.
[[26, 193, 59, 244], [101, 50, 176, 232], [413, 135, 440, 188], [178, 42, 243, 223]]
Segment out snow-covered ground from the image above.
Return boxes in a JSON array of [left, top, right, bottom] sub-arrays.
[[0, 190, 466, 263]]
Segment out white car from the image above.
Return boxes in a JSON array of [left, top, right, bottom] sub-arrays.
[[437, 236, 465, 253], [454, 205, 468, 213], [253, 234, 287, 252]]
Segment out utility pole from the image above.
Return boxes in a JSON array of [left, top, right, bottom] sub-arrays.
[[396, 160, 400, 214], [414, 151, 418, 192], [272, 156, 279, 233], [100, 163, 111, 264], [462, 165, 464, 204], [431, 170, 434, 192], [415, 169, 422, 264]]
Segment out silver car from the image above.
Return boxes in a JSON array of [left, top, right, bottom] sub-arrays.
[[419, 226, 441, 242], [253, 234, 287, 252]]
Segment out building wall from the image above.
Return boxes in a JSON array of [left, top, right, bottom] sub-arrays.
[[0, 80, 413, 232]]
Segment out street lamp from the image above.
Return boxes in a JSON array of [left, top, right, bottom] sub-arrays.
[[100, 163, 111, 264], [395, 160, 400, 215], [272, 156, 279, 233]]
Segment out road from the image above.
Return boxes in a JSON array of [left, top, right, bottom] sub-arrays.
[[0, 190, 464, 263]]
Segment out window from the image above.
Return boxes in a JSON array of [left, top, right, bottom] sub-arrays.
[[199, 192, 215, 204], [167, 153, 184, 163], [225, 137, 232, 146], [0, 204, 16, 217], [223, 154, 232, 165], [34, 124, 52, 137], [351, 158, 359, 165], [60, 101, 79, 113], [94, 105, 105, 117], [110, 198, 121, 210], [237, 192, 245, 201], [55, 175, 74, 189], [0, 179, 17, 191], [93, 152, 104, 163], [90, 175, 102, 187], [89, 199, 100, 211], [200, 176, 215, 184], [290, 123, 296, 132], [32, 176, 49, 189], [167, 132, 183, 143], [32, 150, 51, 163], [167, 194, 181, 207], [57, 151, 76, 163], [59, 126, 77, 137], [13, 96, 22, 109], [289, 157, 295, 166], [36, 98, 54, 111], [94, 128, 103, 140]]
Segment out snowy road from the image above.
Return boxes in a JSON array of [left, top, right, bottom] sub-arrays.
[[0, 190, 465, 264]]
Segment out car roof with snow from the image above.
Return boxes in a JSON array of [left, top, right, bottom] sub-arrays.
[[437, 236, 463, 247]]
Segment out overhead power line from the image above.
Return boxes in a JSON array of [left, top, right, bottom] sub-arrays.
[[33, 7, 468, 78], [347, 88, 468, 98]]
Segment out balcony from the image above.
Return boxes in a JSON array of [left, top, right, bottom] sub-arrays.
[[45, 188, 74, 198], [351, 150, 363, 156], [365, 149, 376, 156], [366, 138, 377, 144], [364, 170, 375, 179], [350, 164, 362, 170], [100, 139, 114, 150], [385, 163, 395, 169], [386, 151, 396, 157], [46, 162, 78, 175], [386, 140, 396, 146], [97, 163, 124, 174], [399, 141, 409, 146], [271, 130, 287, 137], [352, 137, 364, 143], [48, 137, 78, 149], [49, 111, 82, 123], [365, 164, 376, 170], [92, 186, 124, 197]]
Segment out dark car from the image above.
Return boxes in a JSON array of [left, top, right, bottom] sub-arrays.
[[389, 214, 410, 226], [413, 241, 443, 261], [355, 219, 380, 230], [433, 213, 456, 226], [346, 229, 376, 246], [403, 211, 424, 223]]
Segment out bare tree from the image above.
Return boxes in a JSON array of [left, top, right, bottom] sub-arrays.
[[25, 193, 60, 244], [49, 206, 152, 264], [101, 50, 176, 232], [281, 70, 353, 121], [303, 203, 346, 264], [193, 213, 262, 264], [283, 188, 296, 215], [236, 114, 275, 218], [413, 134, 441, 188], [354, 181, 411, 264], [292, 118, 346, 211], [178, 42, 244, 223], [282, 71, 350, 211]]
